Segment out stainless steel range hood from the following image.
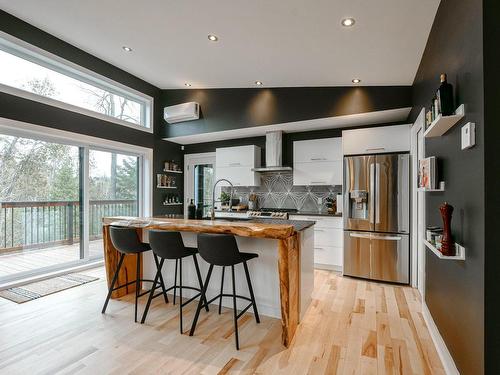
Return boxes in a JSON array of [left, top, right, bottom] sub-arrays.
[[252, 131, 293, 172]]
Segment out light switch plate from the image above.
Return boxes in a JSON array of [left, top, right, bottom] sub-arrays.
[[461, 122, 475, 150]]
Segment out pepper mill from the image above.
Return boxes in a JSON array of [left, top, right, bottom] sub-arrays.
[[439, 202, 455, 256]]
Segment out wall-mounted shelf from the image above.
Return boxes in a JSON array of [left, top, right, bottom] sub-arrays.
[[424, 104, 465, 138], [418, 188, 445, 192], [157, 186, 177, 189], [424, 239, 465, 260], [163, 169, 183, 174], [163, 202, 182, 206]]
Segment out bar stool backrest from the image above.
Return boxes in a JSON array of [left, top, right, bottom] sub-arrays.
[[109, 226, 145, 254], [149, 230, 187, 259], [197, 233, 242, 266]]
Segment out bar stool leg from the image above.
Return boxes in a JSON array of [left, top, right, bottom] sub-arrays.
[[189, 264, 214, 337], [219, 266, 225, 314], [231, 265, 240, 350], [102, 253, 125, 314], [243, 261, 260, 323], [153, 254, 169, 304], [134, 253, 141, 323], [173, 259, 178, 305], [192, 255, 209, 312], [140, 258, 164, 324], [179, 258, 183, 333]]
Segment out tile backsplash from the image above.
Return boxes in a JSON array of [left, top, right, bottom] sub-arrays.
[[222, 172, 342, 212]]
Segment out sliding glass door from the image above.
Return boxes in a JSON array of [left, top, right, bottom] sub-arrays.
[[0, 134, 83, 281], [0, 133, 143, 283], [88, 149, 139, 259]]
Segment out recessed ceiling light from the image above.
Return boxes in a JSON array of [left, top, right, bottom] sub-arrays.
[[352, 78, 361, 84], [207, 34, 218, 42], [255, 81, 263, 86], [122, 46, 133, 52], [184, 83, 192, 87], [341, 18, 356, 27]]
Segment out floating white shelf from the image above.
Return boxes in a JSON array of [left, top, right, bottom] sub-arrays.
[[424, 239, 465, 260], [163, 202, 182, 206], [163, 169, 183, 174], [424, 104, 465, 138], [157, 186, 177, 189], [418, 188, 445, 192]]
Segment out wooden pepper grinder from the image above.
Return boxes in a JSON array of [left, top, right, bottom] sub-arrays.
[[439, 202, 455, 256]]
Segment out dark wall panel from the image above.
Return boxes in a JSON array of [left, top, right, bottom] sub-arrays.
[[161, 86, 412, 138], [410, 0, 484, 373], [483, 0, 500, 373]]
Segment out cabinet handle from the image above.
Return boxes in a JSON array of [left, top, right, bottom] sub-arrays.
[[229, 162, 241, 166], [310, 157, 327, 161], [314, 247, 324, 250], [365, 147, 385, 152], [314, 229, 325, 232], [310, 181, 327, 185]]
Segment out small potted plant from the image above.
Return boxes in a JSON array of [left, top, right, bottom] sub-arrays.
[[219, 191, 231, 209]]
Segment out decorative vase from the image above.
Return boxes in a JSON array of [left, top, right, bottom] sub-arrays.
[[439, 202, 455, 256]]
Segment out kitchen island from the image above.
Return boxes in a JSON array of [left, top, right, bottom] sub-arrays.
[[101, 216, 315, 347]]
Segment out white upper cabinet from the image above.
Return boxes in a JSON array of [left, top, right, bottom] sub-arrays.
[[293, 138, 342, 186], [342, 124, 410, 155], [294, 138, 342, 163], [216, 145, 261, 186]]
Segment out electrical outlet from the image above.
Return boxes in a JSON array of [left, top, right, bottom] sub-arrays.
[[317, 197, 323, 205]]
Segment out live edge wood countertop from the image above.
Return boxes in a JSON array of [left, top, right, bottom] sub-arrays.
[[101, 216, 315, 347]]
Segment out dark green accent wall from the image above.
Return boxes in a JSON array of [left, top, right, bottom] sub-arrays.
[[409, 0, 484, 373], [161, 86, 412, 139]]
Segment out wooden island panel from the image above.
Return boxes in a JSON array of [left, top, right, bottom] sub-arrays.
[[102, 216, 303, 347]]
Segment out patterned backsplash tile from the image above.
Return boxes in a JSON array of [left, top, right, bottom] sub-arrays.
[[222, 172, 342, 212]]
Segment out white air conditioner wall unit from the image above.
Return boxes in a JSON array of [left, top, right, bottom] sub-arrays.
[[164, 102, 200, 124]]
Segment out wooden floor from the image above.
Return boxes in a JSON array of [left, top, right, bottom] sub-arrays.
[[0, 240, 102, 279], [0, 267, 443, 374]]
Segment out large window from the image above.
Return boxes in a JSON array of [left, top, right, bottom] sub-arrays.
[[0, 120, 149, 284], [0, 35, 152, 130]]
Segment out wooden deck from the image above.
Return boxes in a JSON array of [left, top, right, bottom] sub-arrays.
[[0, 240, 103, 279]]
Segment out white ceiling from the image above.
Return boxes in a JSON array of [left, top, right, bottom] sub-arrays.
[[0, 0, 440, 89], [164, 107, 412, 145]]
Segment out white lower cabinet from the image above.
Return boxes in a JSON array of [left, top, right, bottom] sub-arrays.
[[290, 215, 343, 270]]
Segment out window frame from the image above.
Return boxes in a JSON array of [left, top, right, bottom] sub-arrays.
[[0, 116, 152, 285], [0, 31, 154, 133]]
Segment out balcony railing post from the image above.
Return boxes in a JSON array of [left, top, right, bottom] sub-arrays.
[[67, 202, 74, 245]]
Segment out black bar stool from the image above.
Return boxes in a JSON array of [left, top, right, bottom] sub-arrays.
[[102, 226, 168, 322], [141, 230, 209, 333], [189, 233, 260, 350]]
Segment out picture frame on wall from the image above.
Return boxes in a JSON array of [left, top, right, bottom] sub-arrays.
[[418, 156, 437, 189]]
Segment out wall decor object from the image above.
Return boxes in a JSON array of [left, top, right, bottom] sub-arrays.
[[418, 156, 437, 189], [439, 202, 455, 256], [222, 172, 341, 212]]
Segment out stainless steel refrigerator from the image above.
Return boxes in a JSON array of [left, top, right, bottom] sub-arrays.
[[343, 154, 410, 284]]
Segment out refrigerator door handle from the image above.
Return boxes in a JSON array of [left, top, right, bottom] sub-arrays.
[[349, 232, 372, 239], [370, 234, 402, 241], [375, 162, 380, 224], [369, 162, 375, 225]]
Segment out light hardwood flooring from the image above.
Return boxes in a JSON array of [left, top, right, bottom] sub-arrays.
[[0, 267, 443, 374]]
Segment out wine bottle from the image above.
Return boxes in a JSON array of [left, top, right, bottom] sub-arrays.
[[436, 73, 454, 116], [188, 199, 196, 219]]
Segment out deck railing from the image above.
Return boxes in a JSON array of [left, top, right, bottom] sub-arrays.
[[0, 199, 137, 253]]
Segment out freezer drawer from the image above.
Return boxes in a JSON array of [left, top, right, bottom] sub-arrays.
[[343, 231, 371, 279], [370, 233, 409, 284], [343, 231, 409, 284]]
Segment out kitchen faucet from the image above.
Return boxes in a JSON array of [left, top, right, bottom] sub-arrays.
[[211, 179, 234, 220]]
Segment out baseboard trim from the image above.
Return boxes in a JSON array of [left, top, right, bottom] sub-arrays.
[[314, 263, 342, 272], [422, 301, 460, 375]]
